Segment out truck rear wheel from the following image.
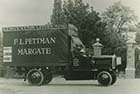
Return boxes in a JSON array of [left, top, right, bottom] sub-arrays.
[[97, 71, 112, 86], [27, 69, 44, 86]]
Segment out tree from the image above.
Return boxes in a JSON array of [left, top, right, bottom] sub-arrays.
[[51, 0, 65, 25], [102, 1, 137, 71], [62, 0, 106, 47], [102, 1, 137, 54], [102, 1, 137, 33]]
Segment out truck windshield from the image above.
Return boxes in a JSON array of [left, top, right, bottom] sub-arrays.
[[71, 36, 84, 48], [68, 24, 84, 51]]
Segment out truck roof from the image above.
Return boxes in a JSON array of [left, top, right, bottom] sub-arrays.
[[2, 25, 67, 32]]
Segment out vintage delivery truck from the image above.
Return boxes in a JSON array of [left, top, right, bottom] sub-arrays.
[[2, 24, 117, 86]]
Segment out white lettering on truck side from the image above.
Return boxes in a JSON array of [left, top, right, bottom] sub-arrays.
[[13, 37, 56, 45], [17, 48, 51, 55], [14, 39, 18, 45], [14, 37, 55, 56]]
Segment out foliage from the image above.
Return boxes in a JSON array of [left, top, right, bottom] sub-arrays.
[[62, 0, 106, 47], [102, 1, 137, 70], [51, 0, 65, 25], [102, 1, 137, 53], [51, 0, 107, 47], [102, 1, 137, 33]]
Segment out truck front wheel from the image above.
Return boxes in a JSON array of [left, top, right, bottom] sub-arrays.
[[26, 69, 44, 86], [97, 71, 112, 86]]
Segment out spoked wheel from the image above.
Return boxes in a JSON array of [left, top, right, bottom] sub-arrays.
[[97, 71, 112, 86], [27, 69, 44, 86]]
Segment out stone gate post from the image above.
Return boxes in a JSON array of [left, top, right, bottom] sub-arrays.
[[125, 40, 136, 78]]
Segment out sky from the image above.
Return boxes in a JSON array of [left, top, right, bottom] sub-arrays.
[[0, 0, 140, 28]]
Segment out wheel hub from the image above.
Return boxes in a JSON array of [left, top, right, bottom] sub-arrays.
[[102, 74, 109, 79], [32, 72, 41, 78]]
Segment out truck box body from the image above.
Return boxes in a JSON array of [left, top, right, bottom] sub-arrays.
[[3, 26, 70, 66]]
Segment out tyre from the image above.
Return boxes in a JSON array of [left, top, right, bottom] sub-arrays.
[[26, 69, 44, 86], [42, 70, 53, 85], [110, 71, 117, 85], [97, 71, 112, 86]]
